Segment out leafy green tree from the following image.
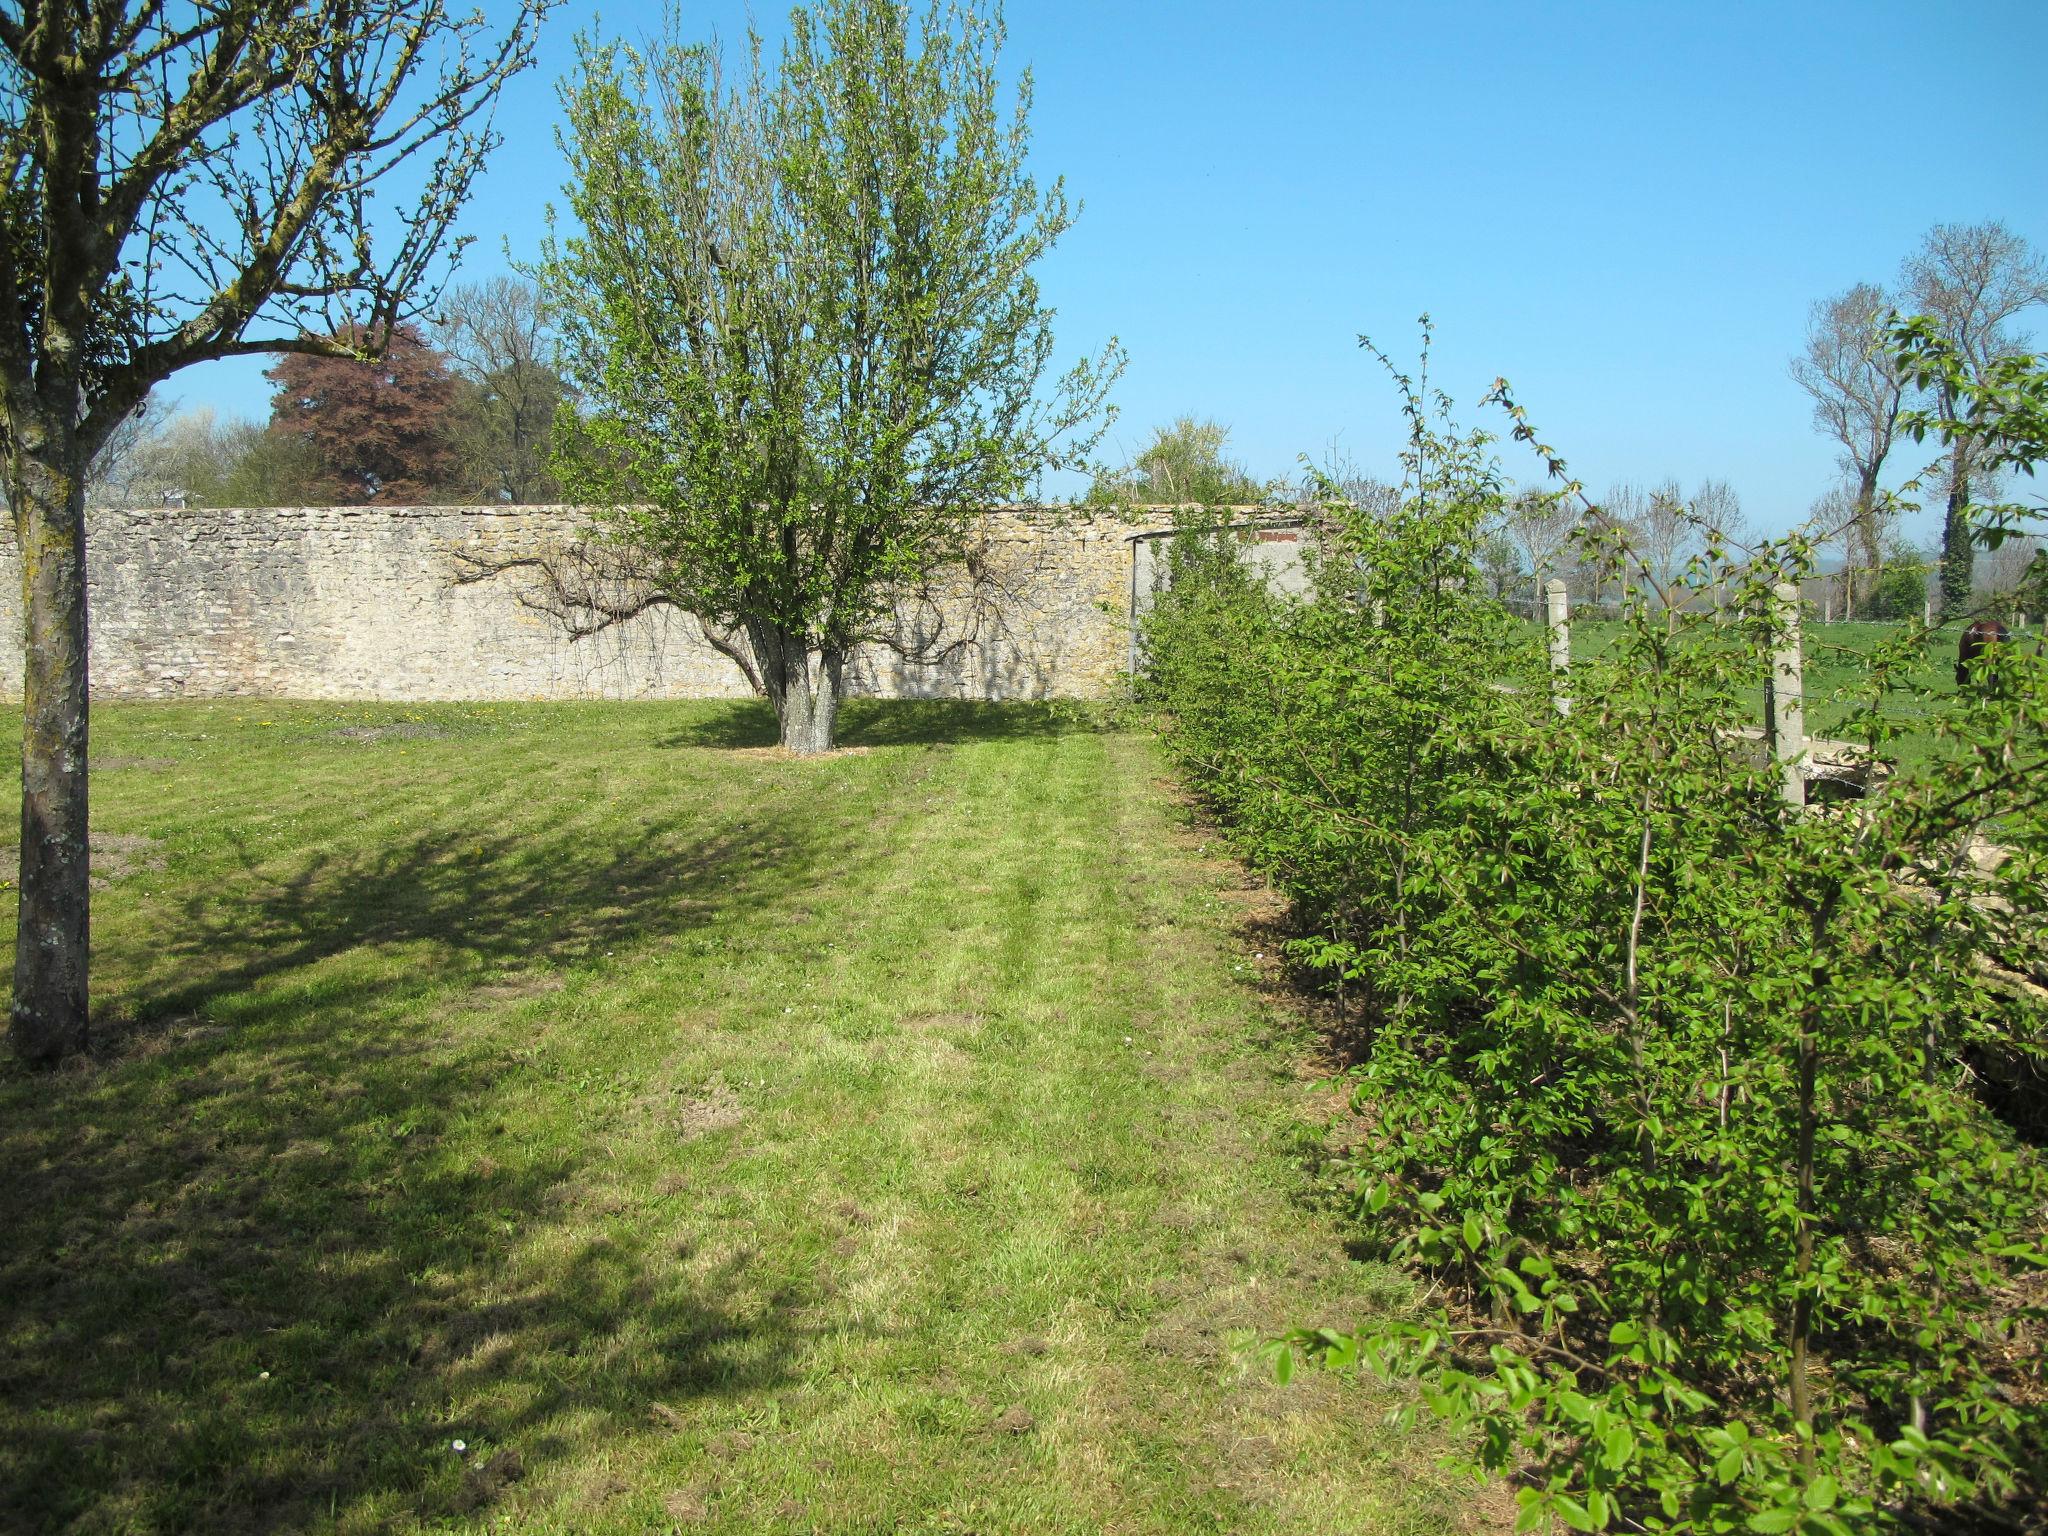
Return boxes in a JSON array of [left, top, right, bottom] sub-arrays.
[[538, 0, 1121, 753], [0, 0, 548, 1062], [1089, 415, 1264, 507], [1865, 543, 1932, 620]]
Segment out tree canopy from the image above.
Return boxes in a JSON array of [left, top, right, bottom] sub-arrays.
[[537, 0, 1121, 753], [1089, 416, 1266, 508], [264, 324, 460, 503]]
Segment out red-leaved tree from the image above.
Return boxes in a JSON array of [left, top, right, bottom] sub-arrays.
[[264, 325, 462, 503]]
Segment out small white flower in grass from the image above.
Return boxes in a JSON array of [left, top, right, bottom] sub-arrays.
[[257, 1370, 269, 1380], [452, 1439, 468, 1455]]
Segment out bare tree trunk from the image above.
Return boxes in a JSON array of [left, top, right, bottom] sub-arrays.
[[749, 621, 844, 754], [777, 655, 842, 754], [8, 430, 92, 1063]]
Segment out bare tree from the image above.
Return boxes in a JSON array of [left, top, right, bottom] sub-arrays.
[[0, 0, 549, 1062], [1690, 478, 1754, 549], [433, 275, 568, 503], [1901, 222, 2048, 617], [1791, 284, 1907, 595], [105, 405, 273, 506], [1979, 532, 2040, 604], [1607, 480, 1698, 594], [1803, 484, 1859, 617], [70, 391, 174, 508], [1500, 487, 1580, 586]]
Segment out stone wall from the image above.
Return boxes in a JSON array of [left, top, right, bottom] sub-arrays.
[[0, 504, 1154, 703]]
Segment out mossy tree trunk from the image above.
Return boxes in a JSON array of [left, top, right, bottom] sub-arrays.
[[0, 0, 542, 1063], [1937, 442, 1977, 621], [7, 414, 91, 1063]]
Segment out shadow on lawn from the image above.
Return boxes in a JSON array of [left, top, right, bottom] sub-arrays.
[[658, 696, 1102, 751], [0, 793, 846, 1533]]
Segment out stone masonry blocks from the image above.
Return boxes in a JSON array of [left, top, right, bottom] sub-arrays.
[[0, 505, 1146, 704]]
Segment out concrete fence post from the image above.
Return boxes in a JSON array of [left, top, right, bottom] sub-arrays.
[[1924, 597, 1933, 626], [1545, 578, 1571, 716], [1768, 581, 1806, 808]]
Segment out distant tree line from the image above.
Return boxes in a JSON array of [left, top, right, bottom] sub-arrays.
[[92, 277, 572, 510], [1090, 223, 2047, 624]]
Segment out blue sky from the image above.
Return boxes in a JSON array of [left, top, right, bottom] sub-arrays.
[[180, 0, 2048, 541]]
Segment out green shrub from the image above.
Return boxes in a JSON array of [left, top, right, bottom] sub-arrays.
[[1866, 561, 1930, 620], [1143, 359, 2048, 1532]]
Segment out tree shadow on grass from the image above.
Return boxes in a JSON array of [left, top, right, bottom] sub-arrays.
[[0, 794, 854, 1533], [657, 696, 1104, 751]]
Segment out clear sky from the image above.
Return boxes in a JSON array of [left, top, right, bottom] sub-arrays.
[[178, 0, 2048, 542]]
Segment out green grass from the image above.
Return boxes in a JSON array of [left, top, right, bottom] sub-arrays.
[[0, 700, 1478, 1535]]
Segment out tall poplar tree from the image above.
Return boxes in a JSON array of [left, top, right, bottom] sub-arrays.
[[0, 0, 548, 1062], [539, 0, 1121, 754]]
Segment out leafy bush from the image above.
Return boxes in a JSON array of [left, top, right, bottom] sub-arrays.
[[1866, 560, 1931, 621], [1143, 355, 2048, 1532]]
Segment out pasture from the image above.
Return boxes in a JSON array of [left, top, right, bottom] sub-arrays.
[[0, 701, 1477, 1535], [1556, 617, 1992, 771]]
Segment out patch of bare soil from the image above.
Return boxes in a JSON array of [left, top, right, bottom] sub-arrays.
[[727, 745, 874, 761], [332, 722, 446, 743], [92, 832, 167, 888], [91, 755, 175, 772], [468, 973, 566, 1005], [643, 1081, 748, 1141], [1, 831, 168, 891], [900, 1009, 985, 1036], [661, 1487, 711, 1524]]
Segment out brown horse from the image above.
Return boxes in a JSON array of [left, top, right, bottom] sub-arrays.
[[1956, 618, 2011, 688]]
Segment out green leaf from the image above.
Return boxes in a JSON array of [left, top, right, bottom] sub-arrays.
[[1600, 1424, 1634, 1471], [1552, 1493, 1599, 1531]]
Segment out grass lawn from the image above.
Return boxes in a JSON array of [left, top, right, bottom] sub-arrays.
[[0, 700, 1480, 1535]]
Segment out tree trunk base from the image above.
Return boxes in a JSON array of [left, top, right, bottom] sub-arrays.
[[760, 636, 845, 755]]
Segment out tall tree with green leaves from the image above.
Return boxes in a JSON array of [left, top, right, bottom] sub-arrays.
[[0, 0, 549, 1062], [538, 0, 1121, 754]]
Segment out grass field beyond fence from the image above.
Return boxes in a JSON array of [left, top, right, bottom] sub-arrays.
[[0, 700, 1478, 1536], [1551, 617, 1991, 772]]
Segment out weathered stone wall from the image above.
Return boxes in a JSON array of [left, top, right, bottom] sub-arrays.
[[0, 505, 1150, 702]]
